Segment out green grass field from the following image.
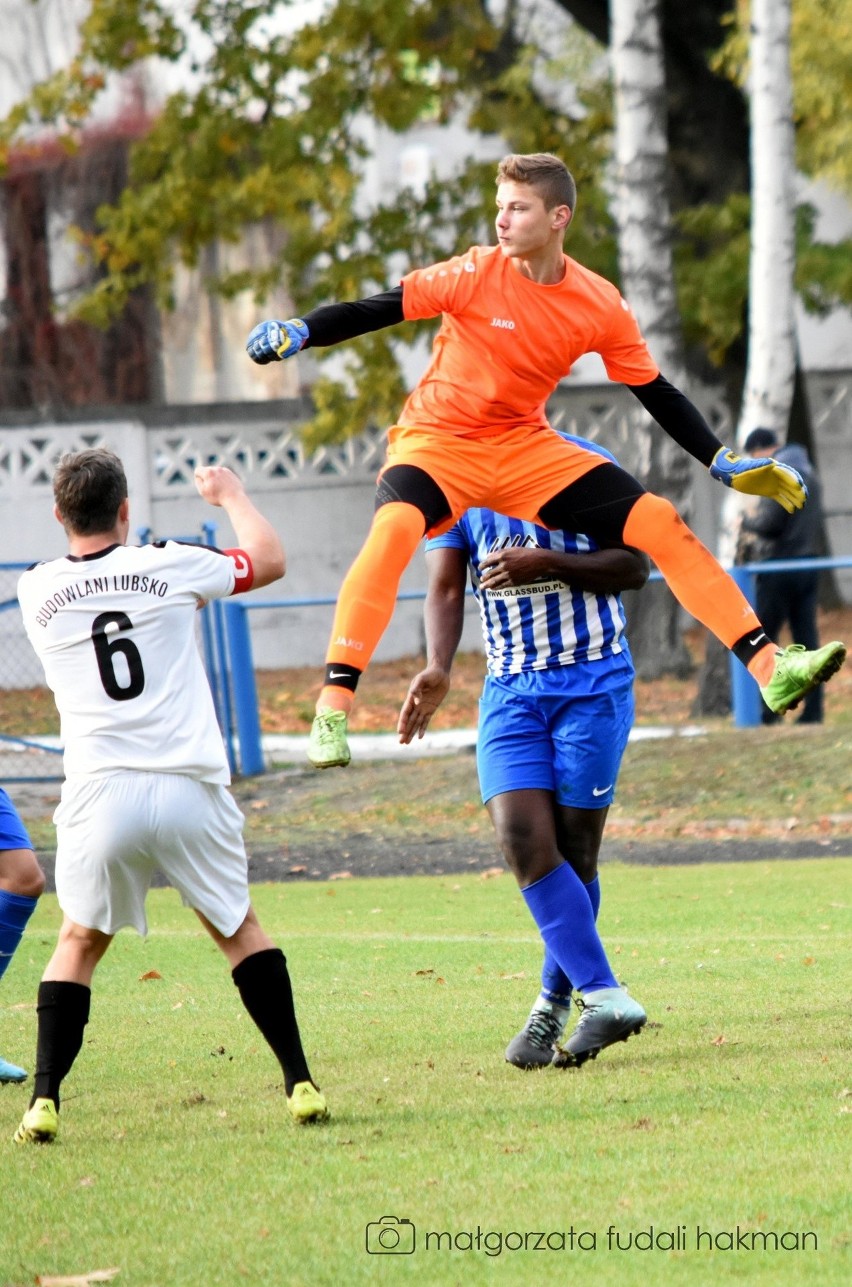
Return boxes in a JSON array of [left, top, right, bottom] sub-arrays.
[[1, 861, 849, 1287]]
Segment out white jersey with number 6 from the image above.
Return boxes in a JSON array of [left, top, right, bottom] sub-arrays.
[[18, 540, 252, 784]]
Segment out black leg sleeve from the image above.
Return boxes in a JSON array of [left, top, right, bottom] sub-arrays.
[[232, 948, 313, 1095], [31, 980, 91, 1110]]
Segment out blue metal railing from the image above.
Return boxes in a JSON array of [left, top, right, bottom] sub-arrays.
[[4, 553, 850, 780], [0, 569, 65, 779], [728, 555, 852, 727], [223, 556, 851, 770], [221, 589, 433, 774]]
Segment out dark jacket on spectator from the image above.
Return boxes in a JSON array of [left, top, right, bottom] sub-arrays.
[[741, 444, 823, 561]]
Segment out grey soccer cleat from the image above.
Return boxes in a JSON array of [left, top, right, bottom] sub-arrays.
[[505, 1003, 569, 1069], [551, 987, 646, 1069]]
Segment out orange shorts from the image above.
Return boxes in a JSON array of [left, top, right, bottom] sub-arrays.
[[381, 423, 608, 536]]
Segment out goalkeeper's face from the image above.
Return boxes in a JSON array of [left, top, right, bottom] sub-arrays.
[[495, 181, 570, 260]]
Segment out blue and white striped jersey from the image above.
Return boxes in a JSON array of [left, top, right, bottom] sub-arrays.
[[426, 436, 633, 678]]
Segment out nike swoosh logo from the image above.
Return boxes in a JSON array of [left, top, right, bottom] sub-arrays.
[[748, 633, 767, 646], [328, 671, 350, 680], [592, 785, 612, 797]]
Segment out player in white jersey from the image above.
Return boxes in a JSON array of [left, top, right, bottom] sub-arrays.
[[0, 790, 45, 1084], [399, 436, 648, 1069], [13, 448, 327, 1144]]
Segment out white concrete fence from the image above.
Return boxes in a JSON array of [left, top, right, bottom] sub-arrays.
[[1, 373, 850, 688]]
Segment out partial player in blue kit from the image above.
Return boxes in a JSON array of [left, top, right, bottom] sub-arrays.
[[399, 436, 648, 1068], [0, 788, 45, 1083]]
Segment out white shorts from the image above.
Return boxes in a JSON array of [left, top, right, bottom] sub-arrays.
[[54, 773, 251, 938]]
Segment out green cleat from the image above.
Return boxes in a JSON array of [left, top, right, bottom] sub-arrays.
[[286, 1081, 329, 1124], [13, 1097, 58, 1145], [307, 707, 351, 769], [760, 641, 847, 715], [0, 1056, 27, 1084], [552, 987, 646, 1069]]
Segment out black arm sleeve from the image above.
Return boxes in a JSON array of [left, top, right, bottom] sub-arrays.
[[301, 286, 405, 348], [626, 373, 724, 468]]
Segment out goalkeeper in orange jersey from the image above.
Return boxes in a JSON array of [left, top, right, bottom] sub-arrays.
[[246, 151, 846, 771]]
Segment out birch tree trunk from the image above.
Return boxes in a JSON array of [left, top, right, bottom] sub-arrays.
[[610, 0, 692, 678], [698, 0, 798, 716], [737, 0, 797, 443], [719, 0, 797, 582]]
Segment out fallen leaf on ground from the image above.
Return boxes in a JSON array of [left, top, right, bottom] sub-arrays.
[[138, 970, 162, 981]]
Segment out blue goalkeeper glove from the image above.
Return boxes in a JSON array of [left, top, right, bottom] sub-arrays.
[[246, 318, 309, 364], [709, 447, 807, 514]]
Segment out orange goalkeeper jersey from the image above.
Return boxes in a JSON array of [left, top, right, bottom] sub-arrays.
[[400, 245, 659, 438]]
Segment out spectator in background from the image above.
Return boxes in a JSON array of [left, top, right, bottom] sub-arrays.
[[740, 428, 825, 724]]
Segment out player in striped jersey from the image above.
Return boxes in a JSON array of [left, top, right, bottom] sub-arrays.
[[13, 449, 327, 1144], [0, 791, 45, 1084], [398, 437, 648, 1068]]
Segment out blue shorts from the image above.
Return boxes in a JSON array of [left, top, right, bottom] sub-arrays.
[[476, 660, 634, 809], [0, 787, 33, 851]]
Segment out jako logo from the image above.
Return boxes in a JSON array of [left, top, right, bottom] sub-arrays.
[[490, 318, 516, 330]]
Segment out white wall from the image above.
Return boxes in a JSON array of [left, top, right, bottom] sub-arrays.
[[1, 376, 849, 689]]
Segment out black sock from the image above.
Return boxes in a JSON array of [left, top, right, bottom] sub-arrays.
[[731, 627, 773, 669], [232, 948, 312, 1096], [31, 980, 91, 1110]]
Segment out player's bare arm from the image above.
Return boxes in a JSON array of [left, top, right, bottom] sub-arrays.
[[398, 546, 468, 745], [194, 466, 285, 589], [479, 545, 649, 593]]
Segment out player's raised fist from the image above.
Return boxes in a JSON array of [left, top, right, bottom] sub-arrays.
[[194, 465, 245, 507], [245, 318, 309, 364]]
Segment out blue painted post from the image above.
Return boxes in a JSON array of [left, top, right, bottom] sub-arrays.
[[223, 601, 265, 776], [729, 566, 764, 727], [211, 597, 237, 776]]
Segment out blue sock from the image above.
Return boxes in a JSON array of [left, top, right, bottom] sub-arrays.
[[540, 874, 604, 1001], [0, 890, 38, 982], [540, 949, 572, 1005], [522, 864, 618, 995]]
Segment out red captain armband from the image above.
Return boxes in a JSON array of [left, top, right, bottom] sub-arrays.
[[224, 548, 255, 594]]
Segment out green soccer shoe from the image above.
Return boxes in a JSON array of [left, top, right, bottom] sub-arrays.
[[760, 641, 846, 715], [307, 708, 351, 769], [286, 1081, 330, 1124], [13, 1097, 58, 1145]]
